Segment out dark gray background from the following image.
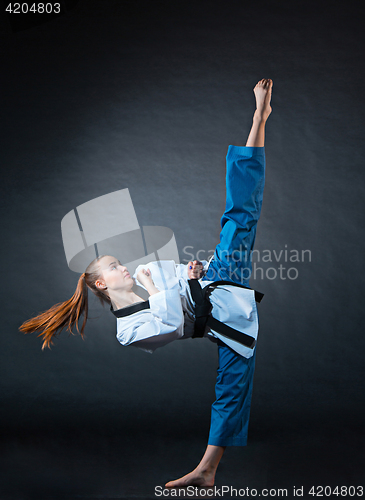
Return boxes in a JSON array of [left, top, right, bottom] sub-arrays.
[[1, 0, 364, 498]]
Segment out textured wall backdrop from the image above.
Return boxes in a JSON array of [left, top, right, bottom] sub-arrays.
[[1, 0, 364, 498]]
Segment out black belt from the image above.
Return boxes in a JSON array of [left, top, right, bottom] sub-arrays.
[[188, 279, 264, 349]]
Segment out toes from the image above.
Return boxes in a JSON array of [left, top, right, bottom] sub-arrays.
[[254, 78, 273, 90]]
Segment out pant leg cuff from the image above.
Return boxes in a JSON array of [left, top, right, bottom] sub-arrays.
[[208, 436, 248, 447], [227, 145, 265, 160]]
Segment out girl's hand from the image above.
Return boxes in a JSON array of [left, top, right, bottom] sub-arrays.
[[188, 260, 205, 280], [137, 268, 155, 288]]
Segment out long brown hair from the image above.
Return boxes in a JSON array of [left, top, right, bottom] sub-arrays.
[[19, 255, 111, 350]]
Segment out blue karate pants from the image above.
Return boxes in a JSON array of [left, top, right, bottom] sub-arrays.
[[201, 145, 265, 446]]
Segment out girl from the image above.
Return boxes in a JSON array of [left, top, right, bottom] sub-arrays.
[[20, 78, 273, 488]]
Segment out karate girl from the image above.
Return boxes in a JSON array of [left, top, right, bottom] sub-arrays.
[[20, 78, 273, 488]]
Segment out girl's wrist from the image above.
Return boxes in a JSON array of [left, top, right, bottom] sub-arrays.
[[146, 283, 160, 296]]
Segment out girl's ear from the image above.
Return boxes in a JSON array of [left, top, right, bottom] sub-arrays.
[[95, 279, 107, 290]]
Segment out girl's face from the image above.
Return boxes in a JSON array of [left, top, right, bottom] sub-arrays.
[[97, 255, 134, 293]]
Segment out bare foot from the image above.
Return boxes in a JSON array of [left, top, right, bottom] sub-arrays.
[[253, 78, 273, 121], [165, 468, 215, 488]]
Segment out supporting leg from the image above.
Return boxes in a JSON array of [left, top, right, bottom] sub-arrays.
[[208, 342, 256, 447]]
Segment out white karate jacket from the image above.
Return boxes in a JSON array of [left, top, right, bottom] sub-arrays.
[[114, 260, 259, 359]]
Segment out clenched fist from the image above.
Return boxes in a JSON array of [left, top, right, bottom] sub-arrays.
[[187, 260, 205, 280], [137, 268, 155, 288]]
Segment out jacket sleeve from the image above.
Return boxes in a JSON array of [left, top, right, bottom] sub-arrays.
[[116, 288, 184, 353]]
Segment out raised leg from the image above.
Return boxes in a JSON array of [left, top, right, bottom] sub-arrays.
[[203, 78, 272, 286], [246, 78, 272, 147]]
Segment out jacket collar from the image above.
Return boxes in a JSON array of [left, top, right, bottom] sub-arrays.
[[110, 300, 150, 318]]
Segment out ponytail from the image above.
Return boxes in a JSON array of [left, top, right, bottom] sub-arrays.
[[19, 273, 89, 350], [19, 255, 111, 350]]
